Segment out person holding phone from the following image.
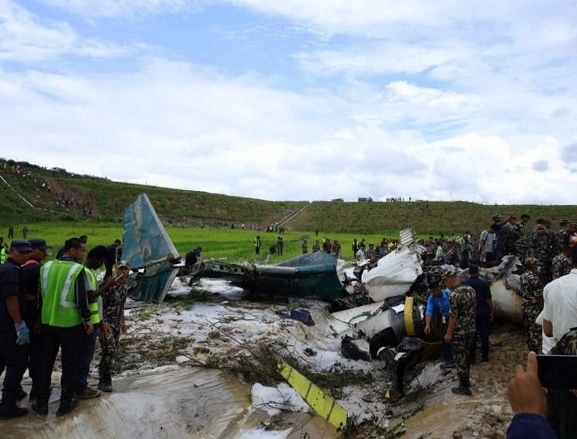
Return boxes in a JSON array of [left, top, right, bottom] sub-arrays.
[[507, 352, 557, 438]]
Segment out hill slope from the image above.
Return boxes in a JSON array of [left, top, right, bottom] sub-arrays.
[[1, 158, 574, 235], [0, 159, 305, 229]]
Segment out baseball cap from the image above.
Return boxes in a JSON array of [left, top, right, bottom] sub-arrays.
[[10, 240, 33, 253], [29, 238, 52, 251]]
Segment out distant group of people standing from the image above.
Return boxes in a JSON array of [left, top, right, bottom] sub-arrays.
[[5, 226, 28, 242], [0, 235, 130, 419]]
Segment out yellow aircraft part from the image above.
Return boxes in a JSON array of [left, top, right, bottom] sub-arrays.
[[404, 295, 415, 336], [278, 362, 348, 430]]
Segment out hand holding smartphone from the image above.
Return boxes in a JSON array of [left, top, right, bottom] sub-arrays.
[[537, 355, 577, 389]]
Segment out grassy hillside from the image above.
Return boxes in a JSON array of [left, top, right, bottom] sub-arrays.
[[1, 158, 574, 238], [0, 159, 305, 230], [291, 200, 576, 236]]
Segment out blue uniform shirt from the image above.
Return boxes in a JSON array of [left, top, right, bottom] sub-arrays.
[[0, 258, 25, 335], [464, 275, 492, 316], [425, 288, 451, 319]]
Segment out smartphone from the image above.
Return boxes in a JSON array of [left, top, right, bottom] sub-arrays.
[[537, 355, 577, 389]]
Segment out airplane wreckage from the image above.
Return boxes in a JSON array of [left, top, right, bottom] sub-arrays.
[[121, 193, 181, 303], [122, 193, 525, 406]]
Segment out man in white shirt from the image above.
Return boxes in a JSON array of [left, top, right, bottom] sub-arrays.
[[542, 246, 577, 343], [541, 244, 577, 439], [479, 225, 496, 267], [355, 243, 366, 263]]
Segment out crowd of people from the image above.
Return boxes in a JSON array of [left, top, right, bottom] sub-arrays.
[[0, 236, 128, 419], [2, 210, 577, 436], [415, 213, 577, 439]]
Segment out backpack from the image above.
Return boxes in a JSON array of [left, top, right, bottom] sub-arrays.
[[551, 327, 577, 355]]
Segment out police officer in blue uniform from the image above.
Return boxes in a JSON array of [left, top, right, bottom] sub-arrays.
[[0, 240, 32, 418]]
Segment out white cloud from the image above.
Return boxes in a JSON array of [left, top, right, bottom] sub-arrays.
[[36, 0, 193, 18], [0, 0, 140, 62], [1, 0, 577, 204]]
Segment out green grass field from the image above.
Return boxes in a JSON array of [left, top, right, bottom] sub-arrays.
[[2, 159, 576, 260], [18, 222, 391, 263]]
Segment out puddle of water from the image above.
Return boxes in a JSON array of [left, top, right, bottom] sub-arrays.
[[1, 367, 338, 439]]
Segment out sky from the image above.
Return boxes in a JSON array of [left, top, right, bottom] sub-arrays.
[[1, 0, 576, 204]]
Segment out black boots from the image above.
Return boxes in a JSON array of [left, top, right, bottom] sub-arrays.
[[56, 398, 79, 417], [451, 377, 472, 396], [31, 398, 49, 415], [0, 394, 28, 419], [98, 373, 113, 392]]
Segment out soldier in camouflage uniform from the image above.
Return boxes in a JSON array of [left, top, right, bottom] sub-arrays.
[[503, 214, 523, 256], [528, 220, 554, 285], [512, 213, 531, 269], [443, 271, 476, 396], [552, 239, 572, 280], [553, 219, 570, 254], [519, 257, 543, 353], [98, 262, 131, 392]]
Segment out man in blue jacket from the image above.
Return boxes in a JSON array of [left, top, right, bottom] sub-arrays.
[[424, 278, 453, 366]]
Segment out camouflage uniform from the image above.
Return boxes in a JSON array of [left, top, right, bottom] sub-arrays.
[[552, 253, 572, 280], [519, 270, 543, 353], [528, 228, 554, 285], [449, 285, 476, 386], [515, 234, 529, 266], [553, 227, 569, 253], [504, 222, 523, 256], [98, 283, 129, 387]]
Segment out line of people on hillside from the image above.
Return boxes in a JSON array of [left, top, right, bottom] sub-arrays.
[[0, 236, 129, 419]]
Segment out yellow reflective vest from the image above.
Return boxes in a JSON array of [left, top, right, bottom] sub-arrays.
[[40, 260, 86, 327], [86, 268, 100, 324]]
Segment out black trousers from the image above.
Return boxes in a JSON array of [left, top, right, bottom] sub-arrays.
[[469, 314, 491, 361], [36, 324, 84, 401], [0, 333, 27, 399]]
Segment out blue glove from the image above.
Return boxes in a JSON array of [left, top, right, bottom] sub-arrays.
[[14, 322, 30, 345]]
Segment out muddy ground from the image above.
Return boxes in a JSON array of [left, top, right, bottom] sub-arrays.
[[3, 287, 528, 439], [116, 292, 528, 439]]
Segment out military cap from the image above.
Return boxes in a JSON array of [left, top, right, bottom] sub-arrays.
[[29, 238, 51, 251], [10, 240, 32, 252]]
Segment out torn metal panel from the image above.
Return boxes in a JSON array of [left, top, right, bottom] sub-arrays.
[[122, 193, 181, 304], [362, 244, 424, 302], [122, 193, 180, 269]]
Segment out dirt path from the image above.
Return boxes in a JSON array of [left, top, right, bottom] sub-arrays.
[[400, 322, 527, 439]]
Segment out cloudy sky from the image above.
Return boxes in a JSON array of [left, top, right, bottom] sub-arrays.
[[1, 1, 576, 204]]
